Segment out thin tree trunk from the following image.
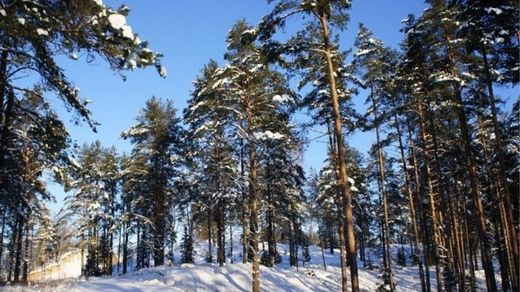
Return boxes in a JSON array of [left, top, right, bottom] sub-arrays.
[[320, 235, 327, 271], [22, 223, 29, 284], [246, 97, 261, 292], [370, 90, 394, 291], [391, 98, 426, 292], [437, 13, 497, 289], [240, 141, 249, 264], [338, 215, 348, 292], [13, 214, 24, 283], [230, 224, 234, 264], [207, 206, 213, 263], [217, 201, 224, 267], [407, 118, 432, 292], [0, 42, 9, 123], [136, 222, 141, 270], [0, 207, 7, 277], [416, 99, 443, 292], [117, 225, 122, 274], [481, 43, 519, 290], [452, 86, 497, 291], [122, 222, 129, 274], [266, 166, 276, 267]]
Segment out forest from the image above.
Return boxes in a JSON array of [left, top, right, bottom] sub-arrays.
[[0, 0, 518, 291]]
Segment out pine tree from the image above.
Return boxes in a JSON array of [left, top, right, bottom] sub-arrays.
[[181, 225, 194, 264], [122, 97, 185, 267], [62, 141, 119, 276], [259, 2, 359, 289], [352, 24, 394, 291], [0, 0, 165, 281], [184, 60, 240, 267], [206, 20, 295, 290]]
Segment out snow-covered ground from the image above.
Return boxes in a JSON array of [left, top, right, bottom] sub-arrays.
[[6, 241, 498, 291]]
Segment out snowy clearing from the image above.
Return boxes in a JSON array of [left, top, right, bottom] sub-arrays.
[[5, 242, 498, 291]]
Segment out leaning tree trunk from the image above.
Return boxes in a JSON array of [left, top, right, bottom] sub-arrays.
[[318, 13, 359, 292]]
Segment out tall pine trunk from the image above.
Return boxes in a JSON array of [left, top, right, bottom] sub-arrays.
[[338, 214, 348, 292], [370, 90, 394, 290], [481, 43, 518, 290], [13, 213, 24, 283], [416, 99, 444, 291], [438, 12, 497, 289], [319, 13, 359, 292], [391, 99, 426, 292], [407, 118, 432, 292], [246, 97, 261, 292]]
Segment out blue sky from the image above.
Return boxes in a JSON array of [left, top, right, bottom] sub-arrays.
[[47, 0, 505, 213]]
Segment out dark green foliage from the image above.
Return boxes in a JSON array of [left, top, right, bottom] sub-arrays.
[[260, 250, 282, 266], [181, 225, 194, 264]]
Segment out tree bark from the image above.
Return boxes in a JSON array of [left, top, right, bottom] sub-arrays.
[[246, 97, 261, 292], [437, 12, 497, 289], [318, 14, 359, 292], [370, 90, 394, 291], [391, 98, 426, 292], [407, 118, 432, 292], [416, 99, 444, 291], [481, 43, 518, 290]]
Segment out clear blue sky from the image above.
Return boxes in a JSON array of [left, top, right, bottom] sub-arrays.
[[45, 0, 455, 213]]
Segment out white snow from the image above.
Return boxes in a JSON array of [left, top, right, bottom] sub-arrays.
[[122, 126, 150, 137], [434, 74, 461, 84], [36, 28, 49, 36], [108, 14, 126, 30], [159, 65, 168, 78], [485, 7, 503, 15], [317, 89, 328, 95], [18, 18, 25, 25], [6, 242, 499, 292], [272, 94, 292, 104], [121, 26, 134, 39], [108, 14, 134, 39], [253, 131, 284, 141], [128, 59, 137, 68], [250, 64, 263, 73], [0, 8, 6, 17], [354, 48, 373, 57], [92, 0, 103, 6], [69, 157, 81, 169]]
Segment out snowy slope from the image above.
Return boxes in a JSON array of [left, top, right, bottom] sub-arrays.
[[6, 242, 499, 291]]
